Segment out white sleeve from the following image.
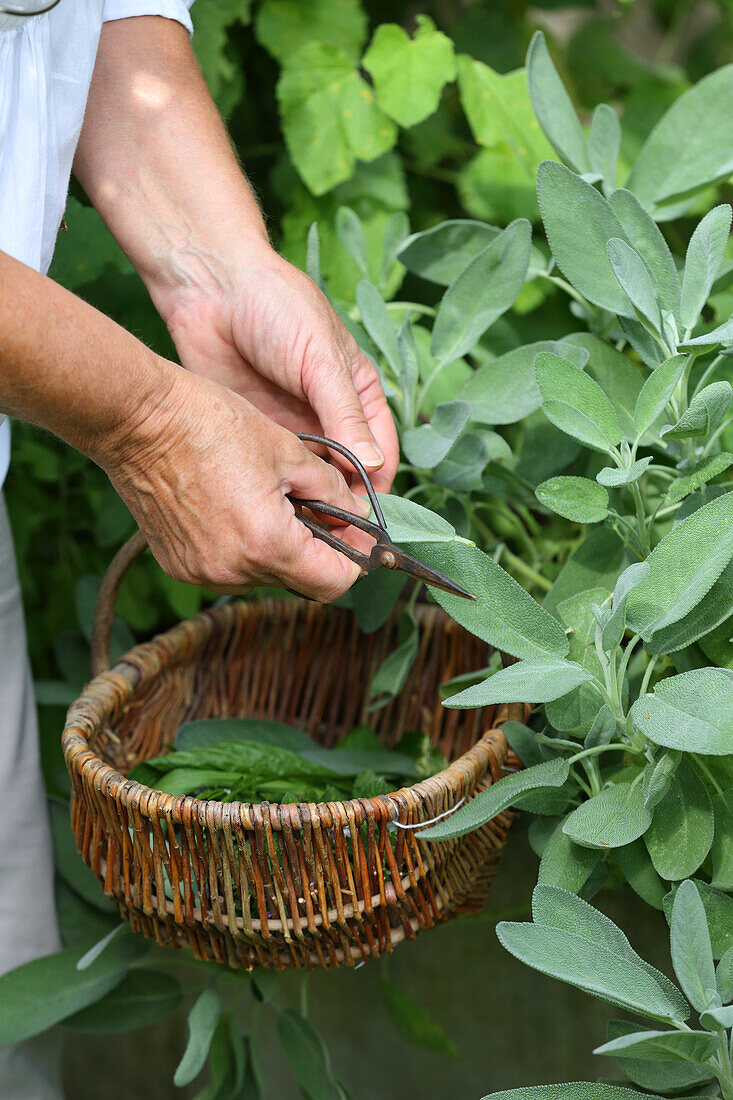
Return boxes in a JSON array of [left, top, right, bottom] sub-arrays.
[[102, 0, 194, 35]]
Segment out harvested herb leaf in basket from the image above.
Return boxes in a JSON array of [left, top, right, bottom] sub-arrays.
[[129, 718, 447, 804]]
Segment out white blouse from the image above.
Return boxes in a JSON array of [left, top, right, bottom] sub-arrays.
[[0, 0, 194, 485]]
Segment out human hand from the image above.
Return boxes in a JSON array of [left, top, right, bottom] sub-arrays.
[[100, 366, 370, 601], [156, 245, 399, 495]]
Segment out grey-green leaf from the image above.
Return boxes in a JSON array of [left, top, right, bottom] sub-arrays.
[[671, 879, 717, 1014], [277, 1009, 343, 1100], [594, 1028, 718, 1064], [563, 783, 652, 850], [711, 789, 733, 891], [631, 668, 733, 754], [431, 219, 531, 366], [444, 657, 595, 708], [680, 205, 733, 331], [589, 104, 620, 192], [174, 984, 221, 1087], [480, 1086, 707, 1100], [536, 477, 609, 524], [597, 457, 652, 487], [633, 353, 687, 438], [536, 352, 621, 454], [662, 381, 733, 441], [538, 826, 600, 895], [526, 32, 590, 174], [420, 759, 570, 842], [355, 280, 404, 382], [402, 401, 471, 468], [614, 841, 667, 910], [644, 760, 714, 880], [666, 453, 733, 507], [607, 238, 661, 332], [608, 188, 681, 320], [716, 946, 733, 1003]]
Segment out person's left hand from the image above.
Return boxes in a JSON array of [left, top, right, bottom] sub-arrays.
[[159, 244, 399, 496]]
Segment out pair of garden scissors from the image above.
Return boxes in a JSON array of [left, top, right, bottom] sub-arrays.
[[288, 433, 475, 601]]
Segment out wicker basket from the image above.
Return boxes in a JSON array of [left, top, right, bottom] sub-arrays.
[[61, 534, 526, 971]]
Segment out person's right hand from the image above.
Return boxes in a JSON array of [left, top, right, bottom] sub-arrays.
[[99, 366, 371, 602]]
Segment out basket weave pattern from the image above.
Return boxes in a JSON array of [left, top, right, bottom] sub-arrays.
[[62, 598, 524, 970]]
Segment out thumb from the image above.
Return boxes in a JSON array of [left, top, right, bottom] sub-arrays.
[[304, 358, 385, 477]]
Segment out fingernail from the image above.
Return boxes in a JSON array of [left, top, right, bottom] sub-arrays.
[[353, 441, 385, 469]]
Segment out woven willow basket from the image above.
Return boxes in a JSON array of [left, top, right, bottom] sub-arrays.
[[61, 534, 525, 971]]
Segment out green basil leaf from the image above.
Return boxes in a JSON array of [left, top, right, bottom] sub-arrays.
[[537, 161, 633, 316], [633, 353, 687, 438], [431, 219, 531, 366], [631, 668, 733, 754], [680, 205, 733, 331], [536, 476, 609, 523], [607, 238, 661, 332], [420, 759, 570, 842], [563, 783, 653, 850], [644, 760, 714, 880], [536, 352, 622, 454], [174, 984, 221, 1087], [526, 32, 590, 174], [670, 880, 717, 1014], [444, 657, 595, 707], [362, 15, 456, 129], [662, 381, 733, 441], [627, 493, 733, 639]]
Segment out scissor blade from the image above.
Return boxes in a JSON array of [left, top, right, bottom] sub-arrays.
[[386, 547, 476, 601]]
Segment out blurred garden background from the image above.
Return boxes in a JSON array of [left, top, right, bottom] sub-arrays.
[[11, 0, 733, 1095]]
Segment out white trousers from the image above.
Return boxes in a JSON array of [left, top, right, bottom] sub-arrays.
[[0, 494, 63, 1097]]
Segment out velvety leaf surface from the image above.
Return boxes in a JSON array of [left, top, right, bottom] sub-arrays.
[[644, 761, 714, 880], [563, 783, 652, 851], [631, 668, 733, 754]]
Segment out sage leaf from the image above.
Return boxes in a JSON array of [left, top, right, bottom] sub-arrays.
[[431, 219, 531, 366], [397, 219, 499, 286], [399, 541, 570, 660], [402, 401, 471, 468], [644, 761, 714, 880], [626, 492, 733, 639], [701, 1004, 733, 1030], [631, 668, 733, 754], [563, 783, 652, 850], [607, 238, 661, 332], [538, 826, 600, 895], [662, 382, 733, 440], [608, 189, 681, 320], [544, 527, 627, 620], [0, 936, 146, 1045], [362, 15, 456, 129], [334, 206, 369, 278], [589, 104, 620, 192], [174, 983, 221, 1087], [367, 612, 418, 711], [602, 561, 650, 653], [666, 453, 733, 506], [535, 477, 609, 523], [603, 1020, 715, 1094], [420, 759, 570, 842], [64, 970, 182, 1034], [633, 353, 687, 438], [628, 64, 733, 211], [376, 493, 456, 543], [379, 980, 458, 1055], [642, 750, 681, 812], [526, 32, 590, 174], [480, 1086, 708, 1100], [597, 457, 652, 487], [645, 558, 733, 655], [614, 841, 667, 910], [711, 789, 733, 890], [670, 880, 717, 1014], [563, 333, 644, 442], [594, 1029, 718, 1065], [277, 1009, 343, 1100], [355, 280, 405, 382], [443, 657, 595, 708], [457, 340, 589, 426], [536, 352, 621, 454], [717, 946, 733, 1003], [681, 314, 733, 349], [680, 205, 733, 331], [537, 161, 633, 316], [584, 705, 619, 749]]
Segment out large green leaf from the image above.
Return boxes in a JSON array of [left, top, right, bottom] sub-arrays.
[[614, 841, 667, 910], [255, 0, 366, 63], [376, 493, 456, 543], [397, 220, 500, 286], [444, 657, 595, 707], [628, 65, 733, 213], [525, 32, 589, 174], [400, 541, 570, 660], [0, 937, 146, 1045], [538, 827, 601, 895], [631, 668, 733, 754], [680, 205, 733, 331], [457, 340, 588, 426], [607, 238, 661, 332], [671, 880, 717, 1014], [595, 1028, 718, 1064], [277, 42, 396, 195], [536, 477, 608, 523], [420, 759, 570, 842], [64, 970, 182, 1033], [602, 1020, 715, 1094], [430, 219, 531, 366], [626, 492, 733, 639], [563, 783, 653, 850], [362, 16, 456, 129], [646, 558, 733, 656], [536, 352, 621, 454], [644, 761, 714, 880], [537, 161, 633, 316], [563, 333, 644, 442]]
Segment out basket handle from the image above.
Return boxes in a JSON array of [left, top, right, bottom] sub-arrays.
[[90, 530, 148, 677]]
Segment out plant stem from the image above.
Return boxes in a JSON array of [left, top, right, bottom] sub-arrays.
[[569, 744, 633, 765], [630, 481, 652, 556], [639, 654, 660, 699], [693, 753, 725, 797], [497, 545, 552, 592]]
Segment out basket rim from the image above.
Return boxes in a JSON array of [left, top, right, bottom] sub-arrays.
[[62, 597, 519, 833]]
